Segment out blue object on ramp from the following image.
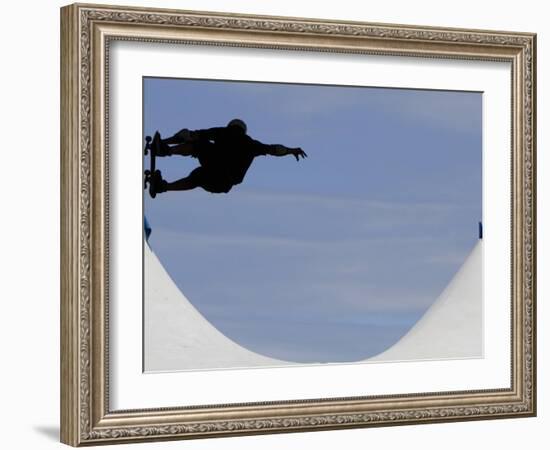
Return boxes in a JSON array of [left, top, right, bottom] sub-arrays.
[[144, 216, 152, 241]]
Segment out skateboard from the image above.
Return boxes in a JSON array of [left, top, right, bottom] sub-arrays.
[[144, 132, 162, 198]]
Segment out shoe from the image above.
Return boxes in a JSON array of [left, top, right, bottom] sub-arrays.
[[152, 131, 172, 157], [150, 170, 167, 198]]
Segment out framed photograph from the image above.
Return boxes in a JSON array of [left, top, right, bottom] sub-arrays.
[[60, 3, 536, 446]]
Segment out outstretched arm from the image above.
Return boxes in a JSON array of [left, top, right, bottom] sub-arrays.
[[261, 144, 308, 161]]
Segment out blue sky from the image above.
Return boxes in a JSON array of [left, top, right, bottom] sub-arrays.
[[143, 77, 482, 363]]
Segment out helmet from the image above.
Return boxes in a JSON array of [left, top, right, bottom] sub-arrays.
[[227, 118, 247, 133]]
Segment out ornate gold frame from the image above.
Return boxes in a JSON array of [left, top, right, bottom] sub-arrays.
[[60, 3, 536, 446]]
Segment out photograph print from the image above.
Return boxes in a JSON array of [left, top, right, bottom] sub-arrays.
[[142, 77, 483, 373]]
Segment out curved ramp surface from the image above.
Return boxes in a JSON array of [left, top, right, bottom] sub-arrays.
[[369, 241, 483, 362], [144, 242, 291, 372], [144, 239, 482, 371]]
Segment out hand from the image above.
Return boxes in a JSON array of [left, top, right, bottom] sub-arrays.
[[292, 147, 308, 161]]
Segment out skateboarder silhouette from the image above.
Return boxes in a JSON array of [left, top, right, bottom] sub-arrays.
[[145, 119, 307, 196]]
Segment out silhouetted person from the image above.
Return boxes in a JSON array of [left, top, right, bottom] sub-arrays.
[[149, 119, 307, 195]]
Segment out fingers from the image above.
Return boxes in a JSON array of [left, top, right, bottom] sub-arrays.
[[292, 148, 307, 161]]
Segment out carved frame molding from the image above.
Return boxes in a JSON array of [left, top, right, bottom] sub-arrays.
[[61, 3, 536, 446]]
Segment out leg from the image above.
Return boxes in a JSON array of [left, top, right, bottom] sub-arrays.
[[170, 139, 216, 159], [152, 129, 196, 157], [161, 128, 193, 145], [167, 142, 198, 157], [163, 167, 204, 192], [163, 167, 233, 194], [164, 176, 200, 192], [158, 133, 210, 158]]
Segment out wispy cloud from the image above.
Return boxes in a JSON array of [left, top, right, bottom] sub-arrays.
[[149, 225, 473, 314], [224, 81, 481, 136], [147, 188, 479, 235]]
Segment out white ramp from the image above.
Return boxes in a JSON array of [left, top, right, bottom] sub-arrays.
[[144, 242, 290, 372], [369, 241, 483, 362], [145, 239, 483, 371]]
